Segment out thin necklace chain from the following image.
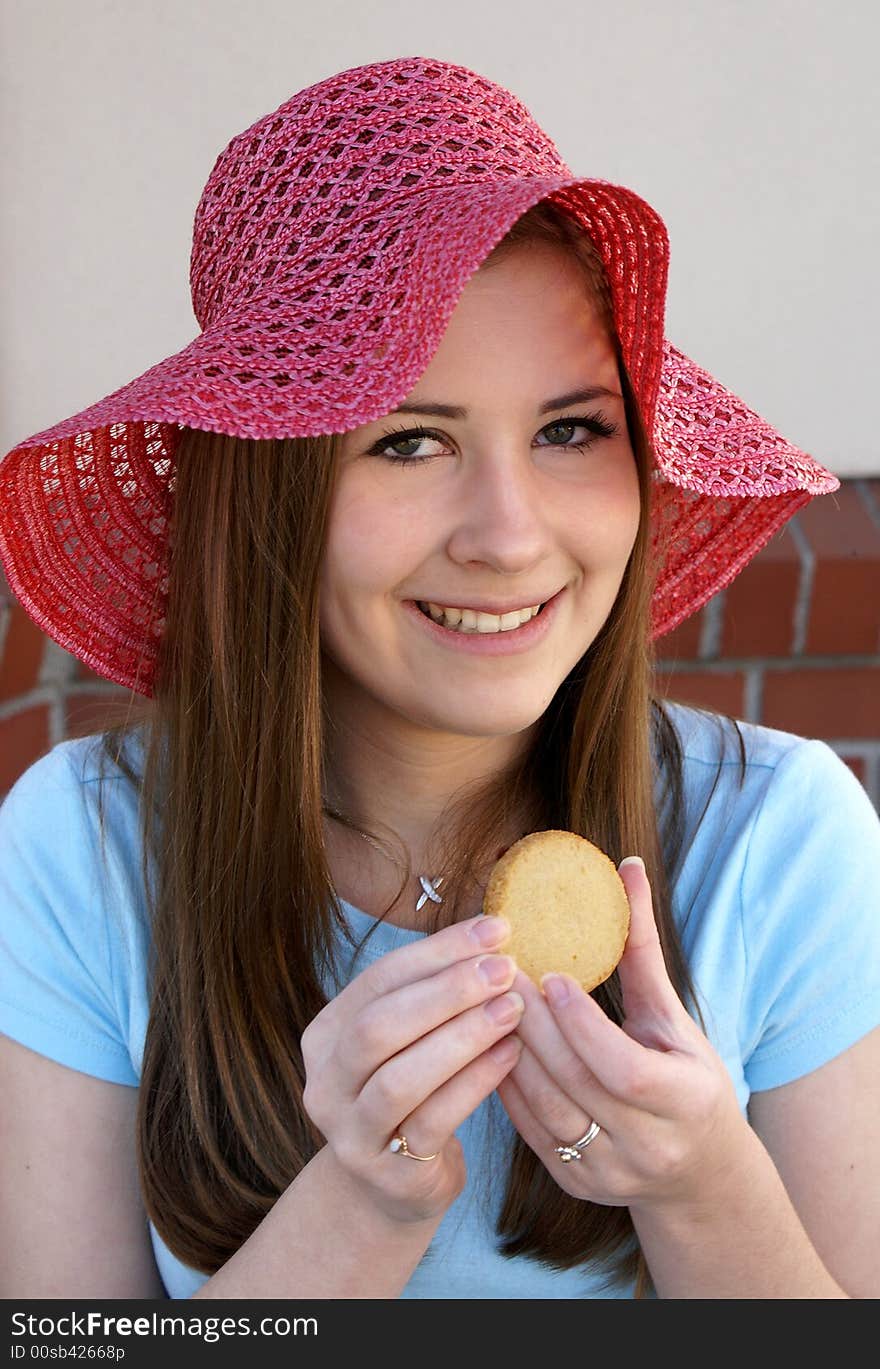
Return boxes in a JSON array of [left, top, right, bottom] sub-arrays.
[[324, 804, 527, 914], [323, 805, 445, 911]]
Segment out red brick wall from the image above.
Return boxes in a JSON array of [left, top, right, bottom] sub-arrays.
[[2, 478, 878, 808], [653, 478, 880, 809]]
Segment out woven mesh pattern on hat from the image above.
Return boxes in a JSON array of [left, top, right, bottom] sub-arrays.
[[0, 423, 174, 693], [5, 57, 668, 446], [3, 178, 666, 450], [647, 340, 838, 636], [656, 344, 835, 497], [189, 57, 570, 328], [647, 477, 812, 639]]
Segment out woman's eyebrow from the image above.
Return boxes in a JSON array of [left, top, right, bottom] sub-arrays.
[[390, 384, 622, 420]]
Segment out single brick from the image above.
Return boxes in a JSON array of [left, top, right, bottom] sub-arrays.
[[762, 667, 880, 738], [655, 604, 703, 661], [837, 755, 866, 785], [721, 522, 802, 658], [652, 669, 746, 719], [0, 602, 46, 703], [798, 486, 880, 654], [0, 704, 50, 797]]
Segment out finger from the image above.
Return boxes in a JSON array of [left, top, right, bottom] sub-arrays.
[[390, 1034, 524, 1161], [506, 968, 609, 1113], [332, 913, 512, 1019], [616, 857, 684, 1022], [508, 1039, 619, 1149], [496, 1069, 547, 1155], [497, 1070, 607, 1175], [334, 951, 519, 1096], [355, 990, 526, 1150], [541, 971, 670, 1110]]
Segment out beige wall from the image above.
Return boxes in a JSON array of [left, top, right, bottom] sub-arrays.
[[2, 0, 876, 475]]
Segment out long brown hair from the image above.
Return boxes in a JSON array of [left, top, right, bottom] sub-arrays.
[[85, 199, 746, 1295]]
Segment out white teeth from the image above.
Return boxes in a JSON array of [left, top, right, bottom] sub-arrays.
[[420, 602, 542, 633]]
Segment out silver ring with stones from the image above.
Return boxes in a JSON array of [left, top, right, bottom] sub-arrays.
[[554, 1120, 601, 1162]]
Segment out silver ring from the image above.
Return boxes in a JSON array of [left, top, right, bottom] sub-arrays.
[[554, 1119, 601, 1162]]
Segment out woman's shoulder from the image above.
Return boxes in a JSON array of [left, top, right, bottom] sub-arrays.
[[1, 730, 148, 905], [658, 703, 880, 1094], [655, 698, 870, 811], [659, 698, 814, 772], [0, 726, 152, 954], [0, 725, 150, 914], [0, 728, 150, 1087], [2, 725, 147, 809], [656, 698, 877, 861]]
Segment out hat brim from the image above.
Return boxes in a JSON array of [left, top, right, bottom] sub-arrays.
[[5, 174, 669, 444], [647, 338, 837, 638], [0, 174, 837, 694]]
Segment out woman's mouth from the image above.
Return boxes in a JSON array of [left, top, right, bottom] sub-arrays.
[[402, 588, 565, 657], [415, 601, 545, 633]]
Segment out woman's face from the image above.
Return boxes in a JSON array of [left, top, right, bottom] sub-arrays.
[[319, 240, 641, 740]]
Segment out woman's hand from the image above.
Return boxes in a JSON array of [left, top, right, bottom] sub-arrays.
[[497, 857, 749, 1212], [300, 914, 524, 1226]]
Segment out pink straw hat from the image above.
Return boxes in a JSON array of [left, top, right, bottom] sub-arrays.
[[0, 55, 838, 697]]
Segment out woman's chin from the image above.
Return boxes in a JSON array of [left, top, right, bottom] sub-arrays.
[[408, 694, 553, 739]]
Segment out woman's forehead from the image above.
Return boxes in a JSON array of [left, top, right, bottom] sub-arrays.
[[361, 253, 619, 428]]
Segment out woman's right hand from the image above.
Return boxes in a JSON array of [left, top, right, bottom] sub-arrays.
[[300, 913, 524, 1224]]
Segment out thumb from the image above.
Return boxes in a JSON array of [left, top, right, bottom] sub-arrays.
[[615, 856, 683, 1023]]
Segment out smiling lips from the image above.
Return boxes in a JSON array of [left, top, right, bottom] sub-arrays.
[[417, 601, 543, 633]]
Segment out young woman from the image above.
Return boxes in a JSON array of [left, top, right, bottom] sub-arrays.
[[1, 56, 878, 1301]]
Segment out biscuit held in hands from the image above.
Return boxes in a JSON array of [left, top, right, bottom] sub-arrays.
[[482, 830, 630, 993]]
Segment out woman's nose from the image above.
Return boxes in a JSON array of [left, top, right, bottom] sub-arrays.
[[444, 453, 555, 572]]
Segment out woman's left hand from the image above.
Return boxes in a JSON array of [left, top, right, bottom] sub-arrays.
[[496, 857, 749, 1211]]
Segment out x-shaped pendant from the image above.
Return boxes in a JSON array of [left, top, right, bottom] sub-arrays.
[[415, 875, 444, 911]]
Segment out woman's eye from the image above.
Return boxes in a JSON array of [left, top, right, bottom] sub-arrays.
[[376, 428, 446, 462], [368, 413, 619, 466], [538, 419, 609, 449]]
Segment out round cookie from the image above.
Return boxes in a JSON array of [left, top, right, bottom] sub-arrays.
[[482, 830, 631, 993]]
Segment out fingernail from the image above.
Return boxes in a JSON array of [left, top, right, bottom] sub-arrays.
[[469, 915, 509, 947], [476, 954, 515, 987], [484, 991, 524, 1025], [488, 1035, 522, 1066], [618, 856, 645, 874], [541, 974, 570, 1007]]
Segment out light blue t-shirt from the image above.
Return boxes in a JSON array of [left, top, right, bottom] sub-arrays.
[[1, 702, 879, 1299]]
